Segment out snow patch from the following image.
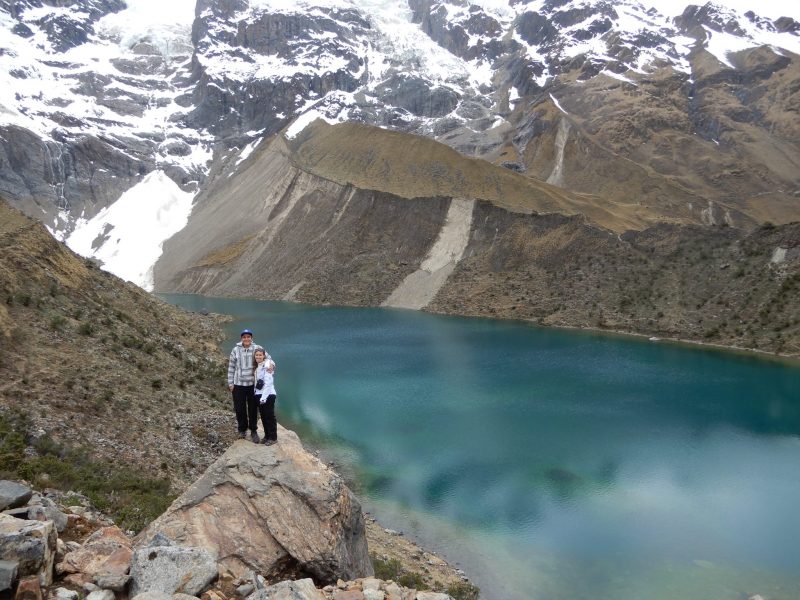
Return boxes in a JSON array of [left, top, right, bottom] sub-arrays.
[[600, 69, 637, 85], [550, 93, 568, 115], [66, 171, 195, 290], [235, 139, 261, 166]]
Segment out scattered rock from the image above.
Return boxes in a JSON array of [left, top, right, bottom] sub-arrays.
[[15, 576, 43, 600], [173, 594, 201, 600], [0, 559, 19, 592], [129, 545, 218, 597], [0, 515, 57, 586], [250, 579, 325, 600], [382, 583, 413, 600], [57, 525, 131, 581], [85, 591, 115, 600], [28, 505, 68, 533], [52, 588, 79, 600], [331, 591, 363, 600], [130, 593, 172, 600], [0, 481, 33, 511]]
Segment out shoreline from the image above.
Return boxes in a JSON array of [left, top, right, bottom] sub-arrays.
[[542, 321, 800, 365], [160, 292, 800, 365]]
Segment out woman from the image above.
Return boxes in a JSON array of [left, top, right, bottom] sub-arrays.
[[253, 348, 278, 445]]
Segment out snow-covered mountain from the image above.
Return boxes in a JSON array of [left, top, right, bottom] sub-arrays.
[[1, 0, 799, 289]]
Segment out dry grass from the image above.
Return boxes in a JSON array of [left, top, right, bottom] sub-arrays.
[[195, 234, 256, 267], [288, 121, 660, 232]]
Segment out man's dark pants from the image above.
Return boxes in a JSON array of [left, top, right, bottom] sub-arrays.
[[232, 385, 257, 434]]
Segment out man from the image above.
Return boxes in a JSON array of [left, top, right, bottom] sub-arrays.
[[227, 329, 273, 442]]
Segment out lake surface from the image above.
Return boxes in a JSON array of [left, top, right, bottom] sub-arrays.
[[161, 294, 800, 600]]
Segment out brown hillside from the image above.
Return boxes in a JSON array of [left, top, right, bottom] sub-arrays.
[[0, 199, 233, 495], [287, 120, 668, 233]]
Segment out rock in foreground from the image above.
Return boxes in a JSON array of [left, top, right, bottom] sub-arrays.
[[136, 425, 372, 584]]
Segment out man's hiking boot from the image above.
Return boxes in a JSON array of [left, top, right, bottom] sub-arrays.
[[238, 431, 246, 439], [250, 432, 260, 443], [264, 439, 277, 446]]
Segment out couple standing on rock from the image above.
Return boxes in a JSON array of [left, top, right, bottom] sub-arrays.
[[227, 329, 278, 445]]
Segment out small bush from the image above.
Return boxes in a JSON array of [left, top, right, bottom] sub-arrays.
[[121, 335, 143, 350], [372, 556, 402, 580], [50, 315, 67, 330], [447, 581, 480, 600], [78, 322, 95, 336], [397, 572, 428, 590]]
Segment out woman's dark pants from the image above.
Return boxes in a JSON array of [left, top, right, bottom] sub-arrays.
[[257, 394, 278, 441]]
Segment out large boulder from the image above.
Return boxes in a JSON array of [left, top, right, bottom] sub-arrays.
[[0, 515, 56, 586], [0, 481, 32, 511], [136, 425, 372, 584], [129, 543, 217, 597], [56, 526, 132, 591]]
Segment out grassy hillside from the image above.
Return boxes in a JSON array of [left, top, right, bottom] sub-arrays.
[[287, 121, 667, 233], [0, 199, 234, 528]]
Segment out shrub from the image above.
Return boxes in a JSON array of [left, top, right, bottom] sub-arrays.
[[447, 581, 481, 600], [50, 315, 67, 330], [78, 322, 95, 336], [372, 555, 402, 580], [397, 572, 428, 590]]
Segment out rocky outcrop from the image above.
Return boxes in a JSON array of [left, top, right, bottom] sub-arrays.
[[0, 481, 32, 511], [136, 427, 372, 585], [56, 526, 132, 591], [0, 479, 466, 600], [187, 2, 366, 137], [0, 514, 56, 587]]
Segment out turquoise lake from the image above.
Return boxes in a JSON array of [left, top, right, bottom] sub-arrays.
[[160, 294, 800, 600]]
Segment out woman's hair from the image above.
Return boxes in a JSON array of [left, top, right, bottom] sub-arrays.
[[252, 348, 266, 374]]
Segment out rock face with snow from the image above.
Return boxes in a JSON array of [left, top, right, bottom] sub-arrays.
[[135, 425, 372, 585], [2, 0, 799, 242]]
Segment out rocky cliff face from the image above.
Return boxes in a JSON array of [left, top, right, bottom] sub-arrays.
[[4, 0, 798, 236]]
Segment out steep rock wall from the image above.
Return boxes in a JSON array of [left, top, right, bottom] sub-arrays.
[[154, 134, 452, 304]]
